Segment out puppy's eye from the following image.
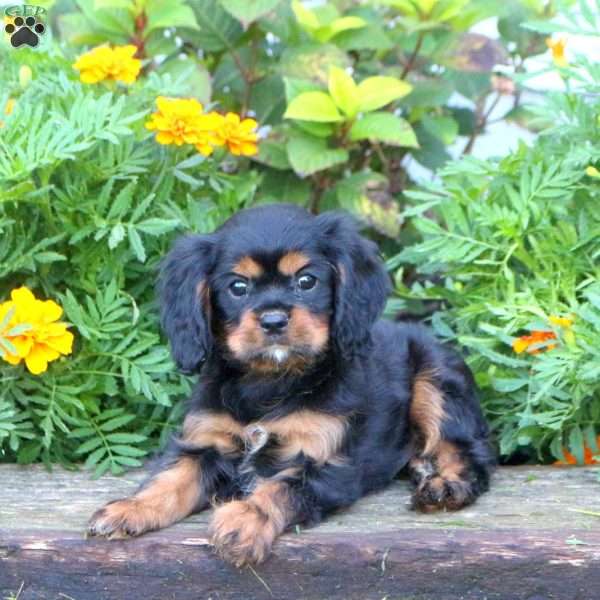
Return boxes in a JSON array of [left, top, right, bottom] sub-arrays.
[[297, 274, 317, 291], [229, 280, 248, 298]]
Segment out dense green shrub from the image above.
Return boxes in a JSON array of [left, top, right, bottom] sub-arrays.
[[394, 6, 600, 463]]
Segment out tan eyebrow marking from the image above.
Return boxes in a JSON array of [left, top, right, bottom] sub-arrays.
[[278, 251, 310, 276], [233, 256, 263, 278]]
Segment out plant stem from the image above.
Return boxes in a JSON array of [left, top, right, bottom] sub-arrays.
[[463, 92, 502, 155], [401, 31, 426, 79]]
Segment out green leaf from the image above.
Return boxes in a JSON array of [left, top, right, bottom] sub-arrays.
[[568, 425, 585, 465], [357, 76, 412, 113], [287, 134, 348, 176], [99, 414, 136, 432], [220, 0, 281, 24], [329, 16, 366, 37], [328, 66, 358, 118], [75, 436, 104, 455], [280, 44, 350, 87], [349, 112, 419, 147], [284, 91, 343, 123], [128, 226, 146, 262], [145, 0, 199, 33], [422, 115, 459, 145], [108, 223, 126, 250], [291, 0, 320, 30], [136, 218, 180, 236], [187, 0, 243, 52]]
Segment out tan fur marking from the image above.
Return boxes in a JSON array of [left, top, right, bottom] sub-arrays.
[[266, 410, 347, 465], [233, 256, 263, 279], [226, 309, 264, 358], [410, 372, 446, 455], [278, 251, 310, 276], [88, 457, 202, 538], [183, 412, 244, 456], [435, 440, 464, 482], [210, 479, 293, 566], [288, 307, 329, 352]]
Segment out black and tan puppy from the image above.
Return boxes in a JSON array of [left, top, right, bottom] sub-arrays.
[[88, 204, 495, 565]]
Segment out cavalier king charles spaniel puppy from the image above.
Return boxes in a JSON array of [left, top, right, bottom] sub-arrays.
[[88, 204, 495, 565]]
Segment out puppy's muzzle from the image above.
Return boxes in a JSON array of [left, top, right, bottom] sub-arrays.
[[259, 310, 289, 335]]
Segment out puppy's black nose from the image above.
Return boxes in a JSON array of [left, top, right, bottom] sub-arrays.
[[259, 311, 288, 334]]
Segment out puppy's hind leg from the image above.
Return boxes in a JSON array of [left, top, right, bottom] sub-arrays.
[[407, 353, 495, 513]]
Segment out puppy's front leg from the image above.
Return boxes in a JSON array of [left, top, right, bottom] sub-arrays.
[[210, 462, 360, 566], [87, 411, 242, 539]]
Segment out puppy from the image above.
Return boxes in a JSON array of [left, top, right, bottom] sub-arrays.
[[88, 204, 495, 565]]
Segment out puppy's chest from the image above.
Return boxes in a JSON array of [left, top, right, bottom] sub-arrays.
[[182, 409, 348, 474]]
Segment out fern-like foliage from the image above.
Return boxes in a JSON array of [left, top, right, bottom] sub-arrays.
[[0, 49, 259, 476]]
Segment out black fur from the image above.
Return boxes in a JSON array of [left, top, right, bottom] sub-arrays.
[[158, 204, 495, 539], [159, 234, 216, 373]]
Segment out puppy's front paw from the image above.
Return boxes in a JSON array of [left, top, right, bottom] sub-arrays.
[[412, 475, 474, 513], [209, 500, 276, 566], [87, 498, 149, 539]]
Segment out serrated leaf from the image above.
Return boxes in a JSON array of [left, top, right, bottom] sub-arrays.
[[108, 223, 126, 249], [349, 112, 419, 147], [75, 436, 104, 455], [357, 76, 412, 112], [99, 414, 136, 432], [106, 432, 147, 443], [128, 226, 146, 262], [136, 218, 180, 236]]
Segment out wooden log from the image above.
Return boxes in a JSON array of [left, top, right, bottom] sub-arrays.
[[1, 465, 599, 600]]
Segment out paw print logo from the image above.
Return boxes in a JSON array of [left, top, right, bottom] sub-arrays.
[[5, 16, 46, 48]]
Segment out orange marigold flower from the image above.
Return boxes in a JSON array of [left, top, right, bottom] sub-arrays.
[[555, 435, 600, 466], [546, 37, 568, 68], [0, 287, 74, 375], [73, 44, 141, 85], [214, 113, 259, 156], [512, 330, 556, 355]]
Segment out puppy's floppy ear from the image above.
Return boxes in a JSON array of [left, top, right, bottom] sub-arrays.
[[159, 234, 216, 374], [316, 212, 391, 360]]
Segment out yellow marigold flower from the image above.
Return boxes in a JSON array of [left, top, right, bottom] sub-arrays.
[[549, 315, 573, 328], [145, 96, 217, 148], [73, 45, 141, 85], [0, 287, 74, 375], [546, 37, 568, 68], [214, 113, 259, 156]]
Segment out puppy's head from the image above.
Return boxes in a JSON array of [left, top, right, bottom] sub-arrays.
[[160, 204, 391, 374]]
